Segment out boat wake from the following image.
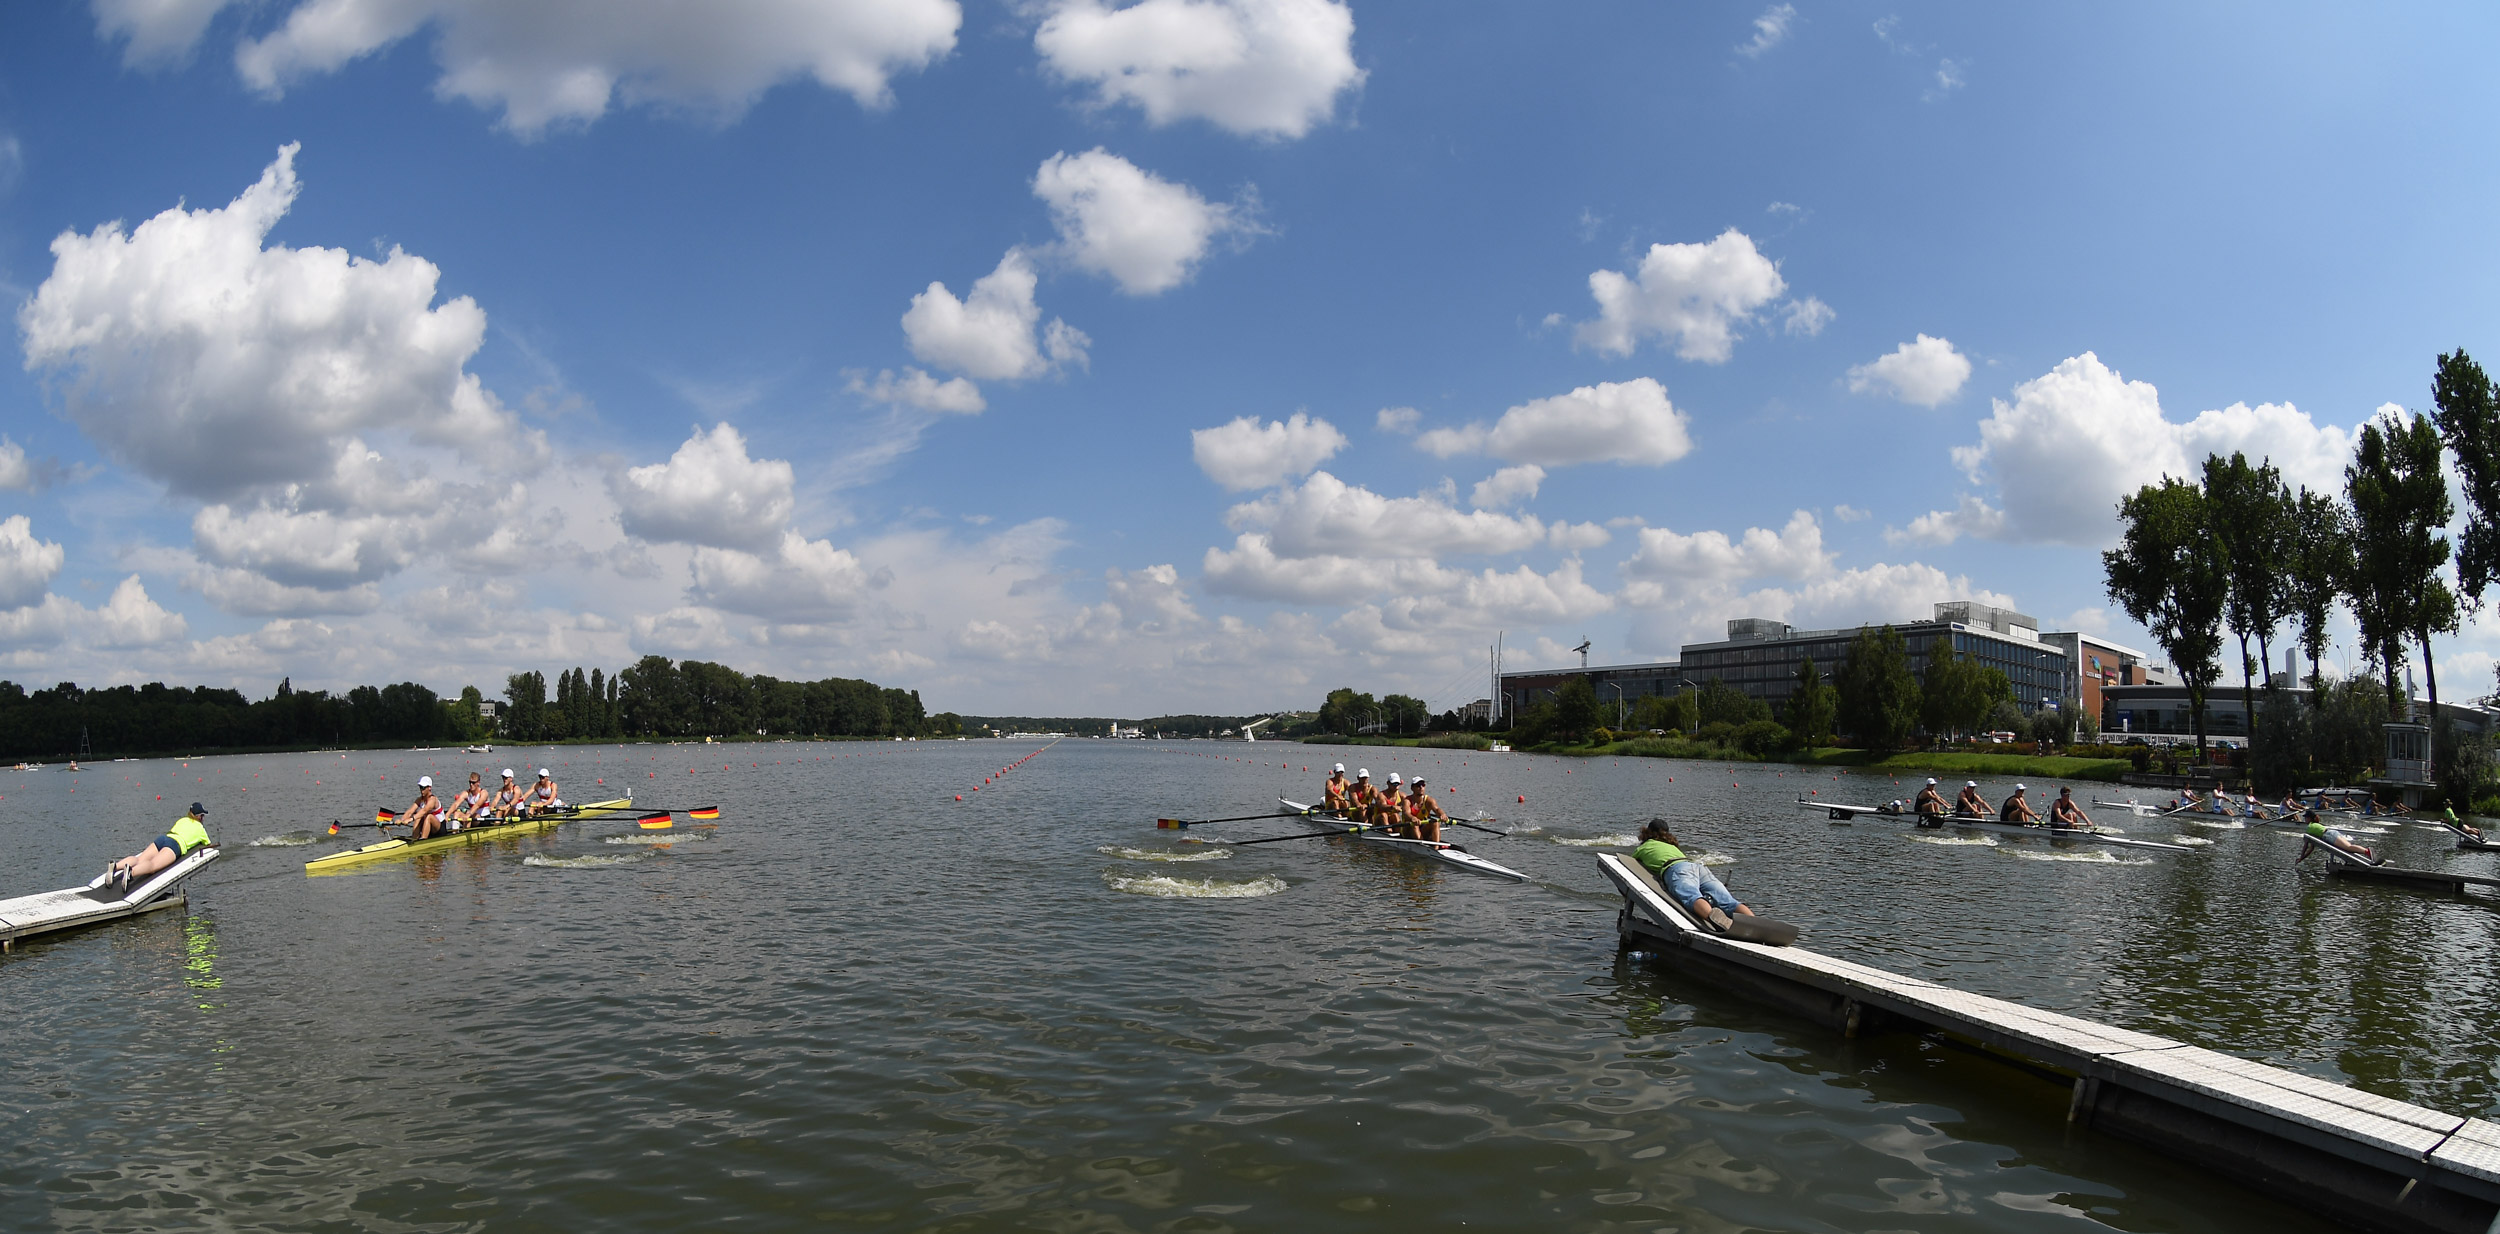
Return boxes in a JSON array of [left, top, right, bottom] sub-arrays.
[[2171, 835, 2215, 846], [2181, 817, 2247, 829], [1102, 871, 1285, 898], [604, 832, 706, 846], [2006, 848, 2152, 865], [1908, 833, 1998, 847], [1097, 845, 1231, 862], [1549, 833, 1637, 847], [248, 832, 320, 847], [524, 852, 650, 869]]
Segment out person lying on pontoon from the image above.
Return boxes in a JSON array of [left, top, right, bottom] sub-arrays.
[[1999, 784, 2042, 826], [2446, 806, 2485, 842], [1633, 819, 1758, 933], [104, 802, 213, 891], [2049, 786, 2090, 829], [1953, 781, 1989, 818], [2299, 811, 2376, 864]]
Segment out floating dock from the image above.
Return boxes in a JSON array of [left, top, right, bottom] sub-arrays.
[[1596, 852, 2500, 1234], [0, 847, 220, 951], [2303, 833, 2500, 894]]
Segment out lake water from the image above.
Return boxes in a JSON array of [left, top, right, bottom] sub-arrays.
[[4, 739, 2491, 1232]]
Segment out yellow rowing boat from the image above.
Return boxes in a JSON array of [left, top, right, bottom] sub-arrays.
[[304, 797, 635, 875]]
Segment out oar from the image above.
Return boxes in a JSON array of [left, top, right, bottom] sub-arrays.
[[1441, 817, 1508, 837], [1206, 830, 1345, 847], [1157, 809, 1314, 829]]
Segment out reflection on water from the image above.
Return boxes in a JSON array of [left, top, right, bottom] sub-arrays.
[[0, 741, 2449, 1231]]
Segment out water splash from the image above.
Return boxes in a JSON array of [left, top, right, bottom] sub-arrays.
[[248, 832, 319, 847], [2005, 848, 2152, 865], [1693, 850, 1737, 866], [1103, 871, 1286, 898], [1097, 845, 1231, 862], [524, 852, 649, 869], [605, 832, 706, 846], [1550, 833, 1637, 847], [2171, 835, 2215, 846], [2181, 817, 2247, 830], [1908, 833, 1999, 847]]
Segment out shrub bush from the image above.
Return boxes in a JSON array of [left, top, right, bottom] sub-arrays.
[[1733, 719, 1791, 755]]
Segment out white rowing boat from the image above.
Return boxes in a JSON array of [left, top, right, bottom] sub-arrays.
[[1792, 798, 2192, 853], [1278, 797, 1528, 881]]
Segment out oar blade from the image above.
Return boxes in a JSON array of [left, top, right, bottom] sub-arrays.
[[1156, 819, 1193, 829], [688, 806, 720, 820], [637, 811, 674, 830], [374, 807, 397, 824]]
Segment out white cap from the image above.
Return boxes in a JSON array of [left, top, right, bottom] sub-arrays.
[[538, 768, 551, 777], [418, 775, 433, 787], [1357, 768, 1370, 778], [2015, 783, 2027, 791], [1966, 781, 1977, 788], [1926, 778, 1937, 786], [501, 768, 515, 778], [1389, 772, 1403, 784], [1334, 763, 1345, 772]]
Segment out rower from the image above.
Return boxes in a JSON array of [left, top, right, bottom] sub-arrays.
[[1911, 778, 1948, 829], [489, 769, 524, 819], [1346, 769, 1375, 822], [1406, 777, 1446, 843], [402, 776, 449, 840], [104, 802, 213, 891], [1378, 772, 1407, 834], [1999, 784, 2041, 826], [525, 768, 563, 815], [1632, 819, 1757, 933], [2299, 811, 2376, 864], [2048, 786, 2089, 829], [449, 773, 491, 827], [1321, 764, 1351, 814], [1952, 780, 1988, 818]]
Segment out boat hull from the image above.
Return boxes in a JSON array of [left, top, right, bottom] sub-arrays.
[[304, 798, 635, 874], [1278, 798, 1528, 880]]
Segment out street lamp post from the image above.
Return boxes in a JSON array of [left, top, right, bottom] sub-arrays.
[[1678, 679, 1701, 736], [1604, 682, 1626, 730]]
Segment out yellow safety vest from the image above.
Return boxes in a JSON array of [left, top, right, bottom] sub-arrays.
[[166, 815, 211, 855]]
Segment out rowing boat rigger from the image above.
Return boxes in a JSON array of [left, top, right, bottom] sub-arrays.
[[1276, 798, 1528, 881], [304, 798, 635, 874], [1792, 798, 2193, 853]]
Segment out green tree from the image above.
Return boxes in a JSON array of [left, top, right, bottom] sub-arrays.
[[1834, 625, 1920, 751], [1785, 657, 1835, 749], [503, 671, 547, 741], [2203, 451, 2294, 757], [2105, 477, 2228, 758], [1380, 693, 1429, 734], [1628, 692, 1697, 734], [2286, 488, 2355, 687], [1550, 677, 1600, 743], [2346, 410, 2455, 719], [1318, 687, 1377, 736], [1691, 678, 1769, 727], [2432, 349, 2500, 612], [1920, 642, 2010, 742]]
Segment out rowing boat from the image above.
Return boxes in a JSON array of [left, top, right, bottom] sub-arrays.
[[1791, 798, 2192, 853], [304, 797, 635, 874], [1277, 798, 1528, 880]]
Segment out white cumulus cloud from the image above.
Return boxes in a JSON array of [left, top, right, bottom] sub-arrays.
[[95, 575, 189, 648], [1191, 412, 1347, 491], [1621, 509, 1830, 583], [0, 515, 66, 609], [93, 0, 235, 66], [1035, 0, 1363, 140], [1848, 333, 1971, 407], [19, 143, 521, 504], [1034, 148, 1253, 295], [1576, 229, 1791, 363], [228, 0, 961, 135], [1738, 4, 1795, 57], [614, 422, 796, 552], [1781, 296, 1834, 336], [1470, 464, 1544, 509], [902, 249, 1089, 381], [1917, 352, 2358, 547], [0, 439, 32, 492], [691, 532, 874, 623], [1225, 471, 1547, 559], [1415, 378, 1693, 468], [850, 366, 986, 414]]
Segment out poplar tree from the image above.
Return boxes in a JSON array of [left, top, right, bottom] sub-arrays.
[[2432, 349, 2500, 610], [2345, 411, 2455, 719], [1834, 626, 1919, 751], [2203, 451, 2293, 748], [2105, 478, 2227, 758], [2285, 487, 2355, 688]]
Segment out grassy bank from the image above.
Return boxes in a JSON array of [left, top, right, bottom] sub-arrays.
[[1292, 732, 2130, 782]]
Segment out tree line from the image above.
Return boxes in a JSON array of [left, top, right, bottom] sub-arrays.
[[497, 656, 943, 742], [0, 658, 945, 760], [2102, 348, 2500, 803]]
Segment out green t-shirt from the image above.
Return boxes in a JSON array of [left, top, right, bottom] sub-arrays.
[[166, 815, 211, 855], [1633, 839, 1688, 878]]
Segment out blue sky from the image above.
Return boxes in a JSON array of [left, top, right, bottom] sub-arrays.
[[1, 2, 2496, 716]]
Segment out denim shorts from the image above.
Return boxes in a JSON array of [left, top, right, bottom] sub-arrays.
[[1663, 860, 1740, 913]]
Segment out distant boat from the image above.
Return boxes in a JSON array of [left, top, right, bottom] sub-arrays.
[[464, 744, 493, 754], [1488, 743, 1512, 753]]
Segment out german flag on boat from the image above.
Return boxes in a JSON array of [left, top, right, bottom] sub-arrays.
[[637, 811, 673, 829], [374, 807, 398, 824], [688, 806, 720, 820]]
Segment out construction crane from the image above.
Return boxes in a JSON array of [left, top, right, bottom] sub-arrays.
[[1573, 638, 1592, 669]]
